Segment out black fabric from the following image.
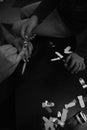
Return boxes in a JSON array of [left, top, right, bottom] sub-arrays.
[[30, 0, 87, 58], [32, 0, 87, 33], [0, 90, 16, 129], [0, 24, 4, 45], [16, 36, 87, 130], [0, 62, 22, 129]]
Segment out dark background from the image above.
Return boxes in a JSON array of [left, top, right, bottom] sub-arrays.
[[0, 0, 87, 130]]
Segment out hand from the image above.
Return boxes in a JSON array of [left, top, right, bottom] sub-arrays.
[[0, 44, 27, 83], [64, 53, 86, 74], [13, 15, 38, 38], [7, 36, 24, 52], [21, 15, 38, 38], [14, 38, 33, 58], [12, 19, 29, 37], [8, 37, 33, 59]]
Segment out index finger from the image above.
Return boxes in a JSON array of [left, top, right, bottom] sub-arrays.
[[65, 55, 71, 64], [16, 46, 27, 63], [21, 23, 27, 38]]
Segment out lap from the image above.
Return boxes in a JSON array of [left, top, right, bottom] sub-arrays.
[[16, 36, 87, 129]]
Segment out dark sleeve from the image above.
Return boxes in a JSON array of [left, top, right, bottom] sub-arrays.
[[0, 24, 4, 44], [30, 0, 58, 24], [56, 1, 87, 58], [75, 28, 87, 58]]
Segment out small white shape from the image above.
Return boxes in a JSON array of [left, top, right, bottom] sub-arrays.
[[65, 99, 77, 109], [42, 100, 48, 108], [51, 57, 61, 61], [42, 100, 55, 108], [76, 114, 82, 124], [58, 119, 65, 127], [55, 51, 64, 59], [79, 78, 87, 88], [44, 123, 49, 130], [49, 117, 57, 123], [42, 116, 55, 130], [42, 102, 47, 108], [49, 41, 56, 48], [75, 111, 87, 125], [80, 111, 87, 122], [57, 111, 61, 118], [83, 84, 87, 89], [79, 78, 85, 85], [77, 95, 85, 108], [61, 108, 69, 123], [64, 46, 72, 54]]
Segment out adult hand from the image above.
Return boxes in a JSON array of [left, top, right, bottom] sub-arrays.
[[12, 19, 29, 37], [7, 36, 33, 59], [14, 38, 33, 59], [21, 15, 38, 38], [7, 36, 24, 52], [0, 44, 27, 83], [64, 53, 86, 74], [13, 15, 38, 38]]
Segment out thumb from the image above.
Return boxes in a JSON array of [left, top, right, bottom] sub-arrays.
[[16, 46, 27, 63], [65, 54, 71, 64], [26, 22, 35, 37], [21, 21, 34, 39], [21, 21, 28, 39], [26, 16, 38, 36]]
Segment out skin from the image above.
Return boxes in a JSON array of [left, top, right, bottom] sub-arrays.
[[0, 44, 27, 83], [64, 53, 85, 74], [13, 15, 86, 74]]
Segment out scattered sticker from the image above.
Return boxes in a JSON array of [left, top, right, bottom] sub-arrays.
[[42, 116, 55, 130], [77, 95, 85, 108], [61, 108, 69, 123], [64, 46, 72, 54], [65, 99, 77, 109]]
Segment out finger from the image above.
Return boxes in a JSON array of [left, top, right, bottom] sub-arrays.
[[16, 46, 27, 63], [82, 62, 86, 70], [75, 63, 83, 73], [27, 42, 33, 56], [75, 61, 86, 73], [1, 44, 13, 50], [14, 38, 23, 52], [21, 22, 28, 38], [21, 23, 27, 38], [6, 47, 17, 54], [7, 61, 18, 77], [26, 25, 33, 37], [68, 60, 75, 70], [8, 53, 18, 64], [24, 49, 29, 59], [5, 48, 17, 58], [65, 55, 71, 64], [71, 63, 79, 74], [78, 62, 85, 72]]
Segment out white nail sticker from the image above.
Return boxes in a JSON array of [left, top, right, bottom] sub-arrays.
[[77, 95, 85, 108]]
